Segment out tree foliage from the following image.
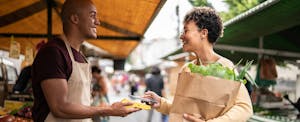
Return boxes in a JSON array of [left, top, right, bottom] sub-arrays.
[[188, 0, 212, 7], [188, 0, 267, 22], [220, 0, 266, 22]]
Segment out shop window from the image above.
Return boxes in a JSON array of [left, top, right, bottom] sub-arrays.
[[6, 65, 17, 83]]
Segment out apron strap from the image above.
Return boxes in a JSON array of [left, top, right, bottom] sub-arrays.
[[64, 42, 75, 62], [61, 35, 76, 62], [79, 51, 89, 63], [61, 35, 89, 63]]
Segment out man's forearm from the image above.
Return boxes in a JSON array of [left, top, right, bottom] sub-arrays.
[[51, 102, 108, 119]]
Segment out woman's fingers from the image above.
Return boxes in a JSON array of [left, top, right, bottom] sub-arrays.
[[183, 114, 204, 122], [143, 91, 161, 109], [144, 91, 155, 95]]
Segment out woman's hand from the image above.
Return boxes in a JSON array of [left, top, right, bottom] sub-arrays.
[[183, 113, 205, 122], [143, 91, 161, 109]]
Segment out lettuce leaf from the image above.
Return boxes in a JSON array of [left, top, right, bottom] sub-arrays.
[[188, 60, 254, 84]]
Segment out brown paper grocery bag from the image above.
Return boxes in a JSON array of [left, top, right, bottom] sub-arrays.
[[169, 72, 241, 122]]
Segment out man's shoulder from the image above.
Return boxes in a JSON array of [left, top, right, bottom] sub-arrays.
[[44, 37, 66, 50], [33, 37, 69, 67], [37, 38, 67, 56]]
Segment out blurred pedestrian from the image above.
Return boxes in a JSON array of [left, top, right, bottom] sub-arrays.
[[145, 66, 168, 122], [13, 41, 46, 94], [91, 66, 109, 122]]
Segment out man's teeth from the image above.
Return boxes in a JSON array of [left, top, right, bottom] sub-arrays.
[[92, 28, 97, 33]]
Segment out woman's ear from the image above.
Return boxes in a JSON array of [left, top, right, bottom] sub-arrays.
[[70, 14, 79, 24], [201, 29, 208, 37]]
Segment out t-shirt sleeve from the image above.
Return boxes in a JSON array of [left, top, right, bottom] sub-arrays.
[[33, 46, 68, 83]]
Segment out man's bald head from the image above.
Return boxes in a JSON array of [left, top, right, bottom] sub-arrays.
[[61, 0, 94, 30], [60, 0, 99, 39]]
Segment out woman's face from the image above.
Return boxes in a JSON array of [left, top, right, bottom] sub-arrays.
[[180, 21, 203, 52]]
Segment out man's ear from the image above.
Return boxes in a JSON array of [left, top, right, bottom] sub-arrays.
[[70, 14, 79, 24]]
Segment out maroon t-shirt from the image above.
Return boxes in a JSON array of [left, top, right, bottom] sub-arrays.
[[32, 37, 87, 122]]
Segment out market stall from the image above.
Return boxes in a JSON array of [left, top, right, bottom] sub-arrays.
[[0, 0, 167, 121]]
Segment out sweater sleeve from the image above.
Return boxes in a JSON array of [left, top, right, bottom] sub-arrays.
[[206, 84, 253, 122], [156, 97, 173, 115]]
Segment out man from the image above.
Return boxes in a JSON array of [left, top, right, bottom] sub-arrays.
[[32, 0, 139, 121]]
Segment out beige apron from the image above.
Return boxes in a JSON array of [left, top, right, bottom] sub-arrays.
[[45, 39, 92, 122]]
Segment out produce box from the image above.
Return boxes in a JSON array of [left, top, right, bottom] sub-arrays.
[[4, 100, 25, 112]]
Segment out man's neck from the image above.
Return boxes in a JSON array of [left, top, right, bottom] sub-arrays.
[[63, 33, 85, 51]]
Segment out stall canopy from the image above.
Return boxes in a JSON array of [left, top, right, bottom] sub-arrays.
[[0, 0, 166, 59], [166, 0, 300, 64]]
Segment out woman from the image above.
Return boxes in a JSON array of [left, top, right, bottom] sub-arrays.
[[144, 7, 253, 122]]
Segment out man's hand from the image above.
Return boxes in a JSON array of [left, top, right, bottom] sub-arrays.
[[183, 113, 205, 122], [143, 91, 161, 109], [108, 102, 141, 117]]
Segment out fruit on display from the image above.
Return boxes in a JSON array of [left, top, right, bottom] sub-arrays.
[[0, 102, 33, 122], [0, 115, 33, 122]]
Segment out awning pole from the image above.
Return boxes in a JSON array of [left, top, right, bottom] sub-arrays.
[[258, 36, 264, 60], [47, 0, 52, 41], [176, 2, 180, 46]]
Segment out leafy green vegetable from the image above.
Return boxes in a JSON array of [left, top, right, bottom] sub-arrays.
[[236, 60, 253, 81], [246, 70, 258, 87], [188, 60, 254, 84]]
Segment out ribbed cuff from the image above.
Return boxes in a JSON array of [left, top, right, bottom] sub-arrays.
[[156, 97, 171, 115]]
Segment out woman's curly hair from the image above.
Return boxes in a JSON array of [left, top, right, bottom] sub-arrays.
[[184, 7, 223, 43]]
